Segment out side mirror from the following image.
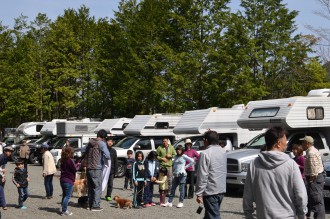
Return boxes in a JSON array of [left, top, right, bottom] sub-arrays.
[[239, 143, 247, 148], [133, 145, 141, 150]]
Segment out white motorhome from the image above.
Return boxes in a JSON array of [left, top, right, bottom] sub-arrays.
[[10, 122, 46, 160], [114, 114, 184, 177], [173, 105, 265, 152], [226, 89, 330, 190], [26, 119, 67, 164], [94, 118, 132, 144], [50, 119, 100, 167]]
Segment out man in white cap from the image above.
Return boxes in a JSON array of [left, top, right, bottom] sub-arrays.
[[301, 136, 325, 219]]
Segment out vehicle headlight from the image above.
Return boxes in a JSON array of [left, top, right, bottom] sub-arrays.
[[241, 163, 250, 172]]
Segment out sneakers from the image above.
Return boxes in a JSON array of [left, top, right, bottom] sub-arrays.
[[160, 203, 166, 207], [150, 202, 156, 206], [91, 207, 103, 211], [61, 210, 73, 216], [20, 206, 27, 209], [2, 207, 7, 210], [106, 196, 112, 201], [164, 202, 172, 207], [144, 203, 152, 207], [177, 202, 184, 208]]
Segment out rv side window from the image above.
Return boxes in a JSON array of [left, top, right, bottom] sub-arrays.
[[249, 107, 280, 118], [155, 122, 169, 129], [307, 107, 324, 120], [136, 139, 152, 150]]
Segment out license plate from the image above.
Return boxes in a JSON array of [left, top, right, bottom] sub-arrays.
[[323, 190, 330, 198]]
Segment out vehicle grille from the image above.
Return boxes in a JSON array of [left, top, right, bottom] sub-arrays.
[[227, 158, 240, 172]]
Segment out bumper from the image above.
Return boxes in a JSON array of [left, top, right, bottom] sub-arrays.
[[226, 171, 247, 186]]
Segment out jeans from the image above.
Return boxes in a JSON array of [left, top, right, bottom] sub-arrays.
[[203, 193, 224, 219], [44, 174, 54, 197], [306, 174, 325, 219], [61, 182, 73, 212], [18, 186, 29, 207], [0, 185, 6, 207], [87, 169, 102, 208], [168, 175, 186, 203], [106, 173, 115, 197], [143, 181, 154, 204]]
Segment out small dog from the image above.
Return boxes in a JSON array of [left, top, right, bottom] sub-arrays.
[[73, 179, 87, 197], [77, 196, 88, 209], [113, 195, 133, 209]]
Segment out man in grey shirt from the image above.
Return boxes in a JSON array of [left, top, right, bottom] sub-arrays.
[[196, 130, 227, 219]]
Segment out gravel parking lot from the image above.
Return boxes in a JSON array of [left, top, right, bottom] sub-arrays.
[[1, 162, 330, 219]]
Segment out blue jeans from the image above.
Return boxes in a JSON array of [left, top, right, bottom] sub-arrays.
[[168, 175, 186, 203], [61, 182, 73, 212], [203, 193, 224, 219], [44, 174, 54, 197], [0, 185, 6, 207], [87, 169, 102, 208], [18, 187, 29, 207]]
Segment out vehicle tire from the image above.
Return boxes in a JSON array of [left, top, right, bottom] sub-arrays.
[[29, 153, 39, 164], [116, 160, 126, 178]]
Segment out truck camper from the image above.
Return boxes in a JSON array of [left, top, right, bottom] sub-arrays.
[[173, 104, 265, 152], [226, 89, 330, 189], [114, 114, 184, 177], [50, 119, 100, 168], [25, 119, 67, 164], [94, 118, 132, 144]]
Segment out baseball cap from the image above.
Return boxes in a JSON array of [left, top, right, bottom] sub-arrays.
[[299, 136, 314, 144], [41, 143, 49, 148], [3, 146, 14, 152]]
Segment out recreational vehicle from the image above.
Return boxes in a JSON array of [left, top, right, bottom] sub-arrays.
[[173, 105, 265, 152], [50, 119, 100, 168], [114, 114, 183, 177], [94, 118, 132, 144], [24, 119, 67, 164], [226, 89, 330, 191]]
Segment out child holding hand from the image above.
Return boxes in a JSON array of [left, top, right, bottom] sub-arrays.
[[155, 167, 168, 206]]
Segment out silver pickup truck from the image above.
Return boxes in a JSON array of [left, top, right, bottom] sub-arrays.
[[226, 129, 330, 190]]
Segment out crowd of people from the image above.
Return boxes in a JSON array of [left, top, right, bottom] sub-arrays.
[[0, 127, 327, 219]]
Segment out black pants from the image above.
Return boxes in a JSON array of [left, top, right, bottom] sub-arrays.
[[185, 170, 195, 198], [306, 174, 325, 219], [124, 169, 133, 189], [106, 172, 115, 197], [133, 181, 144, 207], [23, 158, 28, 172]]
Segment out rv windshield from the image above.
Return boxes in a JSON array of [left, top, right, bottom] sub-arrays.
[[53, 138, 67, 149], [114, 137, 139, 149], [35, 136, 49, 144], [246, 134, 266, 149]]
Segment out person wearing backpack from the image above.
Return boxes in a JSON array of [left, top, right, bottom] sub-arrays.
[[84, 129, 110, 212]]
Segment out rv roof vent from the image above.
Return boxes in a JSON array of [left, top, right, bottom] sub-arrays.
[[231, 104, 245, 109], [307, 89, 330, 97]]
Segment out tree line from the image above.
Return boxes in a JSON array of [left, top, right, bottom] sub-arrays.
[[0, 0, 329, 128]]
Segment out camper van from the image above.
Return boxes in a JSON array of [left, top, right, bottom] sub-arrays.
[[50, 119, 100, 168], [226, 89, 330, 190], [24, 119, 67, 164], [10, 122, 45, 161], [173, 105, 265, 152], [93, 118, 131, 145], [114, 114, 183, 177]]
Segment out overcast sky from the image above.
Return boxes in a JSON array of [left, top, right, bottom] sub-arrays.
[[0, 0, 329, 35]]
